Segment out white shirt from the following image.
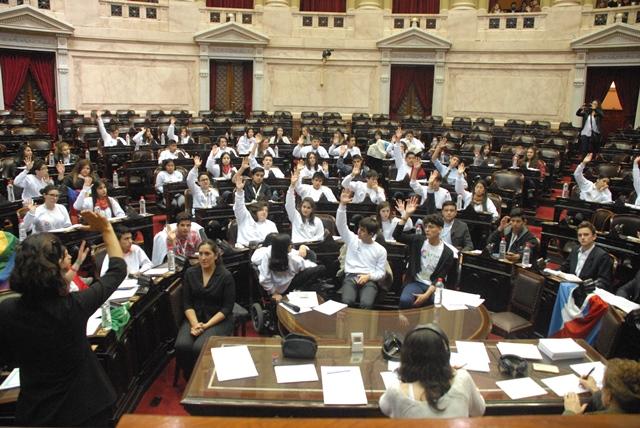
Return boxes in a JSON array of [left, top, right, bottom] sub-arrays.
[[633, 162, 640, 206], [295, 181, 337, 203], [391, 142, 411, 181], [580, 113, 599, 137], [101, 244, 153, 276], [299, 165, 328, 180], [455, 176, 500, 221], [575, 244, 595, 277], [401, 137, 425, 154], [441, 221, 454, 245], [416, 240, 444, 285], [157, 148, 190, 165], [269, 136, 291, 145], [249, 155, 285, 179], [409, 180, 451, 208], [573, 163, 612, 203], [167, 124, 193, 145], [336, 205, 387, 280], [381, 217, 413, 242], [236, 135, 256, 155], [233, 190, 279, 247], [73, 187, 125, 219], [187, 167, 219, 211], [433, 159, 460, 185], [97, 116, 127, 147], [285, 187, 325, 243], [155, 170, 184, 194], [341, 175, 385, 204], [13, 169, 52, 200], [205, 154, 237, 179], [293, 144, 330, 159], [251, 246, 316, 295], [212, 146, 238, 159], [23, 204, 71, 233], [329, 144, 361, 159]]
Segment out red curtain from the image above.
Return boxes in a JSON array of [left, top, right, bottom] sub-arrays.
[[393, 0, 439, 14], [390, 66, 415, 117], [413, 66, 434, 116], [206, 0, 254, 8], [300, 0, 346, 12], [612, 67, 640, 128], [585, 67, 614, 106], [242, 61, 253, 117], [0, 52, 31, 109], [210, 61, 217, 111], [29, 54, 58, 138]]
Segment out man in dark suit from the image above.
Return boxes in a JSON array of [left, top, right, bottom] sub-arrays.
[[617, 270, 640, 304], [243, 167, 272, 203], [560, 221, 613, 290], [394, 199, 456, 309], [576, 100, 604, 155], [440, 200, 474, 251], [487, 208, 539, 263]]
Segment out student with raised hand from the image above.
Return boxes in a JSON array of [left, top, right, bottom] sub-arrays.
[[249, 142, 284, 179], [96, 110, 127, 147], [14, 159, 54, 200], [253, 134, 276, 158], [377, 200, 412, 242], [155, 159, 185, 208], [206, 148, 236, 180], [573, 153, 612, 203], [431, 139, 462, 185], [633, 156, 640, 205], [379, 324, 485, 418], [298, 152, 329, 180], [293, 136, 330, 159], [23, 185, 72, 233], [157, 139, 190, 165], [336, 189, 387, 309], [165, 213, 202, 259], [132, 127, 157, 147], [410, 169, 452, 213], [100, 225, 153, 277], [0, 210, 126, 427], [187, 155, 219, 210], [341, 165, 385, 204], [329, 135, 361, 159], [454, 163, 499, 222], [236, 127, 256, 155], [269, 127, 291, 145], [487, 208, 539, 263], [400, 129, 425, 155], [167, 116, 194, 145], [73, 176, 125, 219], [390, 138, 425, 181], [232, 157, 279, 247], [286, 171, 325, 243], [295, 169, 338, 203]]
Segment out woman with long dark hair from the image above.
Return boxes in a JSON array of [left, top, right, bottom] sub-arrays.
[[73, 176, 125, 219], [175, 240, 235, 380], [380, 324, 485, 418], [0, 211, 126, 427], [13, 159, 54, 200], [455, 164, 499, 221], [285, 171, 324, 243], [62, 159, 97, 191], [23, 184, 72, 233]]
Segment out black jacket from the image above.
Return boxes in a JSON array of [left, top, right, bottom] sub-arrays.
[[560, 244, 613, 291], [244, 181, 272, 203], [576, 106, 604, 134], [448, 219, 474, 251], [392, 223, 456, 287], [617, 270, 640, 304], [0, 258, 127, 426], [487, 225, 539, 260]]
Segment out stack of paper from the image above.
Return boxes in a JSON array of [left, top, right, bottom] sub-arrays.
[[497, 342, 543, 360], [455, 341, 490, 372], [313, 300, 347, 316], [287, 291, 319, 309], [321, 366, 368, 405], [543, 268, 583, 283], [496, 377, 547, 400], [441, 289, 485, 309], [570, 361, 606, 388], [274, 364, 318, 384], [594, 288, 640, 314], [538, 338, 586, 360]]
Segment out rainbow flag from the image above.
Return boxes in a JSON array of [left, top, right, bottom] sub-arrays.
[[0, 231, 17, 291]]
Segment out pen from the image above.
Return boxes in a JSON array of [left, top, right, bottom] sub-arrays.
[[582, 367, 595, 379]]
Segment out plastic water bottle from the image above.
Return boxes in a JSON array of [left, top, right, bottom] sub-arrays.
[[139, 196, 146, 215], [274, 145, 279, 158], [85, 148, 91, 160], [112, 170, 118, 188], [440, 149, 446, 164], [415, 224, 423, 235], [48, 151, 55, 167], [160, 133, 166, 145], [456, 194, 463, 211], [499, 237, 507, 260], [434, 278, 444, 308], [7, 182, 15, 202], [522, 243, 531, 267], [562, 183, 569, 199], [126, 134, 131, 145], [431, 137, 437, 148], [18, 221, 26, 242], [167, 249, 176, 272], [512, 155, 518, 169], [101, 302, 112, 330]]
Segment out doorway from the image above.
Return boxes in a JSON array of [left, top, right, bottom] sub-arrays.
[[389, 65, 434, 119], [14, 73, 49, 133], [209, 60, 253, 116]]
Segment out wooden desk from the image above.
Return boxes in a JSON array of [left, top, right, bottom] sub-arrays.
[[277, 305, 491, 342], [459, 252, 517, 312], [551, 198, 640, 223], [182, 337, 604, 417]]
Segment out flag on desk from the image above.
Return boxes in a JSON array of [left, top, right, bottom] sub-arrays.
[[547, 282, 609, 345]]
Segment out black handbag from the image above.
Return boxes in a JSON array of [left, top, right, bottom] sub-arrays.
[[282, 333, 317, 359]]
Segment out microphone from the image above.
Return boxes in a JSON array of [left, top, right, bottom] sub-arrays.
[[281, 301, 300, 313]]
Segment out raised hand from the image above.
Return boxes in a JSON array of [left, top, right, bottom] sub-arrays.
[[395, 198, 406, 215], [297, 136, 304, 146], [165, 224, 176, 243], [339, 145, 347, 156], [339, 189, 353, 206], [73, 240, 90, 269], [428, 170, 438, 188], [240, 155, 250, 171], [583, 153, 593, 164], [211, 145, 219, 156], [56, 162, 65, 176], [290, 170, 299, 187], [83, 175, 93, 188], [457, 162, 466, 175], [296, 160, 305, 172], [193, 155, 202, 169], [405, 196, 419, 217], [25, 159, 34, 171], [234, 171, 245, 190], [352, 164, 361, 177], [79, 210, 112, 232], [170, 116, 176, 125], [498, 215, 511, 231], [322, 161, 329, 173]]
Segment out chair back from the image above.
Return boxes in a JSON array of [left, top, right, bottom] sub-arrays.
[[227, 219, 238, 246], [594, 306, 625, 358], [591, 208, 614, 233], [168, 282, 184, 334], [184, 189, 192, 215], [509, 268, 545, 322], [317, 214, 337, 238], [488, 192, 502, 218], [491, 170, 524, 193], [611, 214, 640, 237]]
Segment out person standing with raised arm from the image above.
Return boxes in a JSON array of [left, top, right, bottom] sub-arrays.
[[286, 170, 325, 243], [573, 153, 612, 203], [410, 169, 451, 213], [96, 110, 127, 147]]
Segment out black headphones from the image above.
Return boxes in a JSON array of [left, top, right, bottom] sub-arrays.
[[409, 323, 451, 359], [382, 323, 450, 362], [498, 354, 528, 378]]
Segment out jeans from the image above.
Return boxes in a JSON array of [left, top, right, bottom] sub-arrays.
[[341, 273, 378, 309], [399, 281, 434, 309]]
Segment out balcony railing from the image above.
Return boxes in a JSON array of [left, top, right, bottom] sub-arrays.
[[201, 6, 262, 27], [478, 11, 547, 30], [582, 5, 640, 28], [385, 13, 447, 31], [292, 10, 353, 29]]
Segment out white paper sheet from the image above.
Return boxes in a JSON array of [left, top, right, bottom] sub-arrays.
[[449, 352, 467, 368], [454, 341, 491, 372], [107, 286, 138, 302], [594, 288, 640, 314], [497, 342, 544, 360], [321, 366, 368, 405], [570, 361, 606, 388], [543, 268, 583, 283], [387, 360, 400, 372], [86, 308, 102, 336], [313, 300, 348, 316], [441, 289, 484, 307], [380, 371, 400, 390], [274, 364, 319, 384], [143, 267, 170, 276], [541, 374, 588, 397], [287, 291, 320, 309], [496, 377, 548, 400], [443, 302, 468, 311], [211, 345, 259, 382], [117, 279, 139, 290], [0, 368, 19, 390], [279, 302, 312, 315]]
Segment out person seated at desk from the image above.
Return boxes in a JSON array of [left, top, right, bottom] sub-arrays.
[[165, 212, 203, 259], [298, 152, 330, 180], [206, 150, 236, 180], [455, 165, 500, 222], [473, 144, 499, 167], [337, 153, 368, 179], [155, 159, 185, 209], [286, 172, 325, 244], [293, 136, 330, 159], [390, 139, 426, 181], [132, 127, 158, 147], [410, 169, 452, 213], [54, 142, 79, 165], [253, 134, 275, 158], [97, 111, 128, 147], [377, 200, 412, 242], [73, 177, 125, 219], [401, 129, 425, 155], [188, 156, 219, 210], [210, 136, 238, 159], [329, 135, 361, 160], [432, 139, 462, 186], [341, 167, 385, 204], [440, 201, 474, 251], [236, 127, 256, 156], [564, 358, 640, 415], [617, 270, 640, 304], [269, 126, 291, 145], [62, 159, 98, 193], [167, 117, 194, 145], [100, 225, 153, 277], [175, 239, 235, 380], [560, 221, 612, 290], [249, 152, 284, 179], [632, 156, 640, 205], [380, 323, 485, 419], [13, 159, 57, 200], [243, 166, 273, 203], [251, 233, 325, 302], [157, 139, 190, 165], [487, 208, 539, 263], [394, 200, 456, 309], [337, 190, 387, 309], [23, 185, 72, 233], [233, 161, 279, 248], [573, 153, 612, 203], [295, 171, 338, 203]]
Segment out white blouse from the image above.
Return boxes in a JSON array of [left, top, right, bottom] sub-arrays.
[[23, 204, 72, 233]]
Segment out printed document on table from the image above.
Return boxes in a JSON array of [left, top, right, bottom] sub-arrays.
[[541, 374, 588, 397], [321, 366, 368, 405], [570, 361, 606, 388], [496, 377, 547, 400], [0, 368, 19, 390], [497, 342, 544, 360], [380, 371, 400, 390], [287, 291, 319, 309], [211, 345, 259, 382], [387, 360, 400, 372], [313, 300, 348, 316], [142, 267, 169, 276], [274, 364, 318, 384], [454, 342, 490, 372]]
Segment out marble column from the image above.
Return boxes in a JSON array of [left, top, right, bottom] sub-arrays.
[[553, 0, 580, 5], [356, 0, 383, 8], [540, 0, 553, 8], [432, 51, 446, 116], [571, 50, 587, 128], [477, 0, 489, 11], [0, 66, 4, 110], [56, 36, 71, 110], [290, 0, 300, 9], [264, 0, 288, 6], [383, 0, 392, 10], [379, 50, 391, 114], [440, 0, 450, 12], [198, 44, 210, 112], [347, 0, 356, 10], [253, 48, 265, 111], [450, 0, 478, 9]]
